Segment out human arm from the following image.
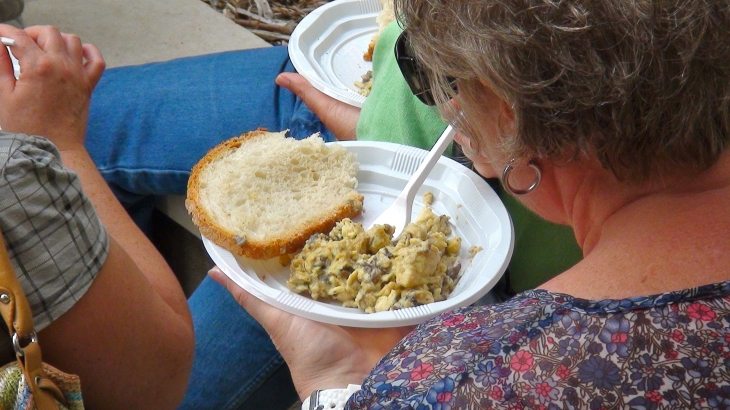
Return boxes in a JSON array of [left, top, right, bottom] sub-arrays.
[[208, 266, 413, 401], [276, 72, 360, 141], [0, 24, 193, 409]]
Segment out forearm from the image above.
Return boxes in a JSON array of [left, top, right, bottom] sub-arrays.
[[41, 239, 195, 410], [59, 145, 191, 323]]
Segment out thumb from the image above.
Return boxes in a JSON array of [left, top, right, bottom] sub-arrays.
[[208, 265, 255, 310], [207, 266, 285, 328], [276, 72, 360, 141], [276, 72, 329, 113]]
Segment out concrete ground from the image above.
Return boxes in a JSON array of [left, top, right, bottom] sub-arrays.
[[21, 0, 269, 68]]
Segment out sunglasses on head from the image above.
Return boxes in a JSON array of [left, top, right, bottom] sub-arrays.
[[394, 31, 457, 106]]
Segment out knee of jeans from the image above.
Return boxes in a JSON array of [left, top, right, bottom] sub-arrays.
[[289, 125, 336, 142], [289, 100, 335, 142]]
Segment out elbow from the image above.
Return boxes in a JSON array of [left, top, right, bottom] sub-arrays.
[[158, 320, 196, 409], [107, 316, 196, 410], [52, 317, 196, 410]]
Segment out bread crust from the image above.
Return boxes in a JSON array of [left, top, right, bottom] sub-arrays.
[[186, 128, 364, 260]]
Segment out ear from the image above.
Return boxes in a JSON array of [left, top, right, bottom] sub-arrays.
[[499, 100, 516, 135]]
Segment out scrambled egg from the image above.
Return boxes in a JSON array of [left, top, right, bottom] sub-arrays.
[[354, 70, 373, 97], [286, 207, 462, 313]]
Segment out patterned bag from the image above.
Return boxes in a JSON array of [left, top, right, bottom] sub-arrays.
[[0, 232, 84, 410]]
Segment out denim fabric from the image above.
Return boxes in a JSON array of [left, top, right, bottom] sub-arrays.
[[86, 46, 334, 229], [85, 46, 330, 410], [181, 277, 289, 410]]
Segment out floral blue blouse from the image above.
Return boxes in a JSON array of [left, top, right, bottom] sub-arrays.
[[347, 281, 730, 409]]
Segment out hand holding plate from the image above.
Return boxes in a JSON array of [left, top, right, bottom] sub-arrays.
[[209, 265, 413, 401], [276, 72, 360, 141]]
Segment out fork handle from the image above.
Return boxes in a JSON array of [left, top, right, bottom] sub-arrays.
[[398, 124, 457, 215]]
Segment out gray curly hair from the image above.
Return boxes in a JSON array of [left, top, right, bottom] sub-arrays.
[[394, 0, 730, 183]]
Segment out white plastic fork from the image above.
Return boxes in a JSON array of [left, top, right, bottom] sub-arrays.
[[368, 124, 456, 239], [2, 37, 20, 81]]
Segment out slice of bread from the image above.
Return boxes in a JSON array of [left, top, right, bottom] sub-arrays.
[[186, 129, 364, 259]]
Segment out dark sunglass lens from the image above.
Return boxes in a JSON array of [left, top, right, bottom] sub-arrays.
[[395, 32, 458, 106], [415, 89, 436, 106], [395, 32, 437, 106]]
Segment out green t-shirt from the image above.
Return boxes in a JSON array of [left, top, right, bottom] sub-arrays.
[[356, 22, 448, 152], [355, 22, 582, 293]]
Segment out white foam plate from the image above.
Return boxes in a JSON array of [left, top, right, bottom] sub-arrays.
[[288, 0, 382, 108], [204, 141, 514, 328]]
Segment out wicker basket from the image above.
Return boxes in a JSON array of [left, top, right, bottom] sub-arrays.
[[201, 0, 332, 45]]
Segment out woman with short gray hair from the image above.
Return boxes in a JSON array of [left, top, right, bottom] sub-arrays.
[[214, 1, 730, 408], [400, 0, 730, 185]]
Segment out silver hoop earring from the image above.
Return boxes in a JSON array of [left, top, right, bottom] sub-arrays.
[[501, 159, 542, 195]]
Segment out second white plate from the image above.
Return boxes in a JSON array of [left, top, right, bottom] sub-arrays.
[[288, 0, 382, 108], [204, 141, 514, 328]]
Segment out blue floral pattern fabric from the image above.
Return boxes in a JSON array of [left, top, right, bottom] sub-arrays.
[[347, 281, 730, 409]]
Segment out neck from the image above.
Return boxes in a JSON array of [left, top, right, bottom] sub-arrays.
[[542, 154, 730, 299]]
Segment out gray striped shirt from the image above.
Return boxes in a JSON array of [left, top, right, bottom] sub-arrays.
[[0, 132, 108, 338]]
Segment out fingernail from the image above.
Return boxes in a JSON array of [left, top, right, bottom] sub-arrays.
[[208, 266, 223, 281], [275, 74, 290, 87]]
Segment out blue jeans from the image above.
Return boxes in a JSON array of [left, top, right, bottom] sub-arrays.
[[184, 277, 289, 409], [86, 46, 332, 410], [87, 46, 335, 230]]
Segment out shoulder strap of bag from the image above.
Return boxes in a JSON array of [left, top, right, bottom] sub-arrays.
[[0, 231, 65, 410]]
